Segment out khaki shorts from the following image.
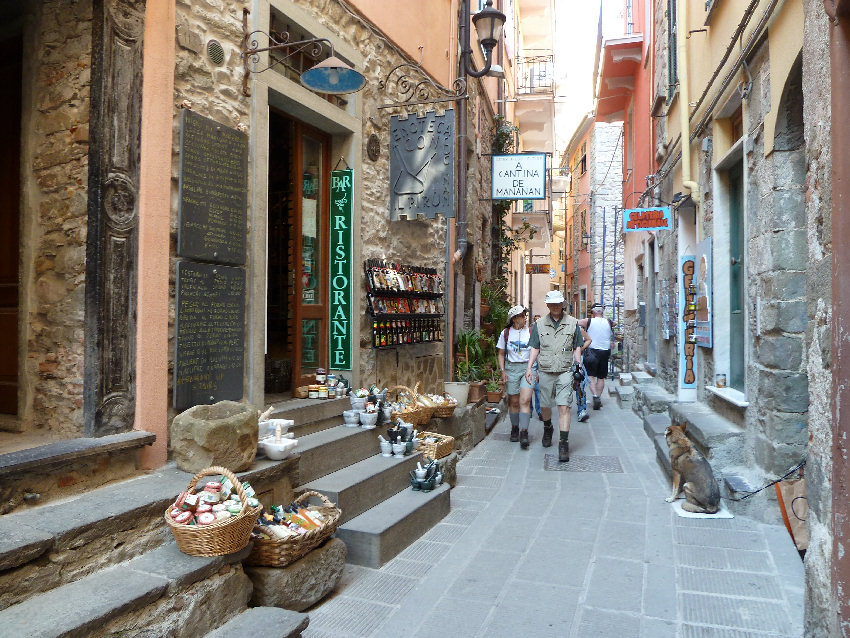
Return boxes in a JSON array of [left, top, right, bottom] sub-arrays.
[[537, 369, 574, 408], [505, 360, 536, 395]]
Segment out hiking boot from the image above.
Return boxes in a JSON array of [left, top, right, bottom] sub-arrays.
[[510, 425, 520, 442], [519, 429, 529, 449], [593, 396, 602, 410], [578, 409, 589, 422], [542, 425, 554, 448], [558, 439, 569, 462]]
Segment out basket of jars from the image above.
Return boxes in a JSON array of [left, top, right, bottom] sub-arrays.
[[417, 431, 455, 460], [390, 384, 430, 426], [245, 491, 342, 567], [164, 466, 262, 557], [428, 393, 458, 418]]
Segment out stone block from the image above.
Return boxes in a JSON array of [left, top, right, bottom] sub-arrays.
[[246, 538, 346, 612], [758, 371, 809, 413], [764, 271, 806, 301], [206, 607, 309, 638], [770, 229, 808, 271], [778, 300, 808, 333], [764, 412, 808, 444], [757, 335, 803, 370], [171, 401, 258, 473], [438, 452, 459, 487]]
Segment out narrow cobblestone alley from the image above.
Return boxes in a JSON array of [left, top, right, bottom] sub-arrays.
[[302, 399, 805, 638]]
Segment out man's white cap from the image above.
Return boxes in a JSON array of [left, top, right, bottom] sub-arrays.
[[544, 290, 565, 305]]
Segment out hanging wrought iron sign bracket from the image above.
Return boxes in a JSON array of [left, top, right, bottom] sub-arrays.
[[241, 8, 332, 97], [377, 62, 467, 110]]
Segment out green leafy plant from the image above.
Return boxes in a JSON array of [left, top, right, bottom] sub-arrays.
[[485, 380, 500, 392], [456, 329, 484, 364], [455, 359, 481, 383]]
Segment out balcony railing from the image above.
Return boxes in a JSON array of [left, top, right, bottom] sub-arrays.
[[515, 52, 555, 95]]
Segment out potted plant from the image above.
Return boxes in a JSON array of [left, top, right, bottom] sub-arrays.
[[485, 380, 502, 403]]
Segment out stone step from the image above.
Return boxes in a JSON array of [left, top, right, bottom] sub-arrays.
[[653, 433, 672, 477], [205, 607, 309, 638], [618, 372, 634, 387], [632, 383, 676, 417], [0, 457, 298, 610], [631, 370, 654, 384], [615, 385, 634, 409], [0, 541, 252, 638], [336, 482, 451, 568], [296, 425, 379, 484], [299, 451, 423, 523], [0, 431, 156, 512], [643, 413, 671, 440], [268, 396, 349, 437], [668, 402, 745, 467]]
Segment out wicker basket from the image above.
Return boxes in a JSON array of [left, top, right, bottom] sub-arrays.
[[165, 466, 261, 557], [390, 384, 430, 426], [245, 491, 341, 567], [432, 395, 458, 418], [418, 431, 455, 459]]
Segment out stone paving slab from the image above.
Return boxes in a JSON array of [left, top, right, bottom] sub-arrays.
[[299, 394, 805, 638]]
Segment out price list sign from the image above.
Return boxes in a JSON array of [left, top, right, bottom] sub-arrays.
[[330, 169, 353, 370], [173, 261, 246, 410], [177, 109, 248, 265]]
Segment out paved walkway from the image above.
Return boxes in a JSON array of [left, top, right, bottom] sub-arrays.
[[303, 398, 805, 638]]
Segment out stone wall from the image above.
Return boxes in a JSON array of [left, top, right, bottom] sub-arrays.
[[17, 0, 93, 436], [167, 0, 251, 415], [588, 122, 623, 312], [800, 0, 833, 634], [292, 0, 495, 392]]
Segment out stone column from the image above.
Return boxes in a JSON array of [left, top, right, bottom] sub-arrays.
[[84, 0, 144, 436]]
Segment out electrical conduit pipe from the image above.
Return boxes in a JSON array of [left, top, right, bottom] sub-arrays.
[[677, 0, 700, 202]]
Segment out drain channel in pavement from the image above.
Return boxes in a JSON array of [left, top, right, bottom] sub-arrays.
[[543, 454, 624, 472]]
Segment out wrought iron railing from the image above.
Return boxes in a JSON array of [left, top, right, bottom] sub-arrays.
[[515, 52, 555, 95]]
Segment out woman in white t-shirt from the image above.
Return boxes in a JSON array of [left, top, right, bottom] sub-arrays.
[[497, 305, 537, 445]]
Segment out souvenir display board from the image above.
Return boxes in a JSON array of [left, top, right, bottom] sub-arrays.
[[364, 260, 445, 348]]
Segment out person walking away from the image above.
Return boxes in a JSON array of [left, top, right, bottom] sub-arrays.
[[580, 303, 615, 409], [532, 314, 542, 420], [526, 291, 590, 462], [497, 306, 536, 448]]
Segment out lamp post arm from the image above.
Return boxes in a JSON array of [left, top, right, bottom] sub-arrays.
[[462, 47, 495, 78]]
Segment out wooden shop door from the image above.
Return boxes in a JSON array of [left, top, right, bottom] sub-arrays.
[[266, 111, 329, 391], [0, 33, 22, 414]]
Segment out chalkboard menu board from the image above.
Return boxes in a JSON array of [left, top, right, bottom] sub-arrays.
[[178, 109, 248, 265], [174, 261, 245, 410]]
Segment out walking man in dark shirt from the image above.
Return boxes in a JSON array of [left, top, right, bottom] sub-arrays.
[[526, 291, 590, 462]]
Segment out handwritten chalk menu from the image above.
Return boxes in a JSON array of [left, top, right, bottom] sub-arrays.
[[178, 109, 248, 265], [174, 261, 245, 410]]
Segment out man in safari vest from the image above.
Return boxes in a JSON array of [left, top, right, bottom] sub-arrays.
[[526, 291, 590, 462]]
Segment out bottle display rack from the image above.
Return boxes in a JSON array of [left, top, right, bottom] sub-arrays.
[[364, 260, 445, 348]]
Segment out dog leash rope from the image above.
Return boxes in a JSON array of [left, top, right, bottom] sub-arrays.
[[727, 458, 806, 502]]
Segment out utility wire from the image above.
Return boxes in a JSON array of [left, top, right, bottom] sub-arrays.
[[727, 458, 806, 502]]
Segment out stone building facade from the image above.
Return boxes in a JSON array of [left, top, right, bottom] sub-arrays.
[[627, 0, 812, 521]]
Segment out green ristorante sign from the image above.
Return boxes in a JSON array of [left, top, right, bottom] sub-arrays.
[[330, 169, 353, 370]]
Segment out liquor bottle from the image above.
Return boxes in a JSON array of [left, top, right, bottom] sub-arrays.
[[380, 321, 387, 346], [373, 320, 379, 347]]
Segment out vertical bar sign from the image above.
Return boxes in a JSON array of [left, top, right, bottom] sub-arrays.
[[330, 169, 353, 370]]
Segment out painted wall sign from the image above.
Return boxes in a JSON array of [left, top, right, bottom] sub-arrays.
[[694, 237, 712, 348], [623, 207, 671, 232], [525, 263, 551, 274], [329, 169, 353, 370], [492, 153, 547, 200], [680, 255, 697, 389], [389, 109, 455, 220]]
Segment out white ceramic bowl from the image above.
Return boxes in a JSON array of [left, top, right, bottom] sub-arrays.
[[350, 396, 367, 410], [259, 436, 298, 460], [258, 418, 294, 439], [360, 411, 379, 427]]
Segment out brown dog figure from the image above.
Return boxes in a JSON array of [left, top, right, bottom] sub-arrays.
[[664, 423, 721, 513]]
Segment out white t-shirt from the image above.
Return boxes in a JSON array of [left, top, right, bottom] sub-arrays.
[[587, 316, 613, 351], [497, 326, 532, 363]]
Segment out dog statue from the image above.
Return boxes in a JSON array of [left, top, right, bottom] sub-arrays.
[[664, 423, 721, 514]]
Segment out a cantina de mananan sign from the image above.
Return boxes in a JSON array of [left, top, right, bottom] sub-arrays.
[[492, 153, 547, 200], [330, 169, 353, 370], [623, 206, 671, 232]]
